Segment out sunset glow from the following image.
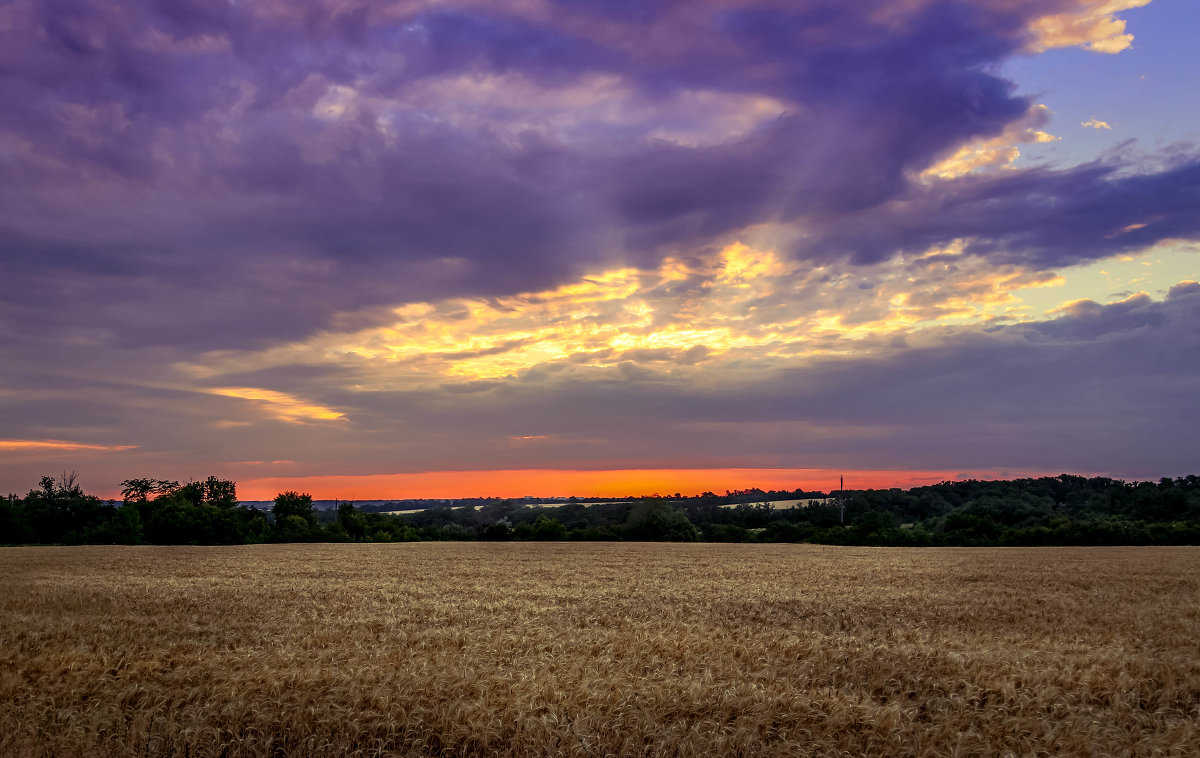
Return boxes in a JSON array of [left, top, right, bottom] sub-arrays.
[[229, 468, 1049, 503]]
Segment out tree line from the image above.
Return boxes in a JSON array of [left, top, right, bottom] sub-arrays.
[[2, 472, 1199, 546]]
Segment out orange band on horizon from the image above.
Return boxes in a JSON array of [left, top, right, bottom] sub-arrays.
[[208, 467, 1058, 501]]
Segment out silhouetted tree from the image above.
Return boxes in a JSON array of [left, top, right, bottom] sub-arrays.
[[120, 478, 180, 502], [337, 502, 367, 540], [178, 476, 238, 509], [273, 491, 315, 524]]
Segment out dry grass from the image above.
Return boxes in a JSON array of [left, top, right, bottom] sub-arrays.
[[2, 544, 1198, 757]]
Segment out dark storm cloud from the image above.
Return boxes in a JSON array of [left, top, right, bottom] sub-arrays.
[[806, 157, 1200, 267], [6, 0, 1187, 355]]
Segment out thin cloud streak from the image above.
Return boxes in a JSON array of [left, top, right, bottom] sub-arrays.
[[0, 440, 137, 452]]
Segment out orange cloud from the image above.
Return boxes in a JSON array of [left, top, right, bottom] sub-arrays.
[[0, 439, 137, 452]]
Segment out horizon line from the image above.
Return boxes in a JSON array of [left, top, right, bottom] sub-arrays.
[[80, 467, 1094, 502]]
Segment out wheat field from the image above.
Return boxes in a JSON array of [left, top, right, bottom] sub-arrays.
[[2, 543, 1198, 757]]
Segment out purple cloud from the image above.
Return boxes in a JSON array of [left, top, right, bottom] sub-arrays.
[[6, 0, 1164, 350]]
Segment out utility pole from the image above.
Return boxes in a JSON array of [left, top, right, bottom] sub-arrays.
[[839, 474, 845, 525]]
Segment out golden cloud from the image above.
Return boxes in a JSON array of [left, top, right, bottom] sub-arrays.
[[923, 105, 1059, 180], [1029, 0, 1151, 54], [182, 242, 1072, 393], [206, 388, 345, 423]]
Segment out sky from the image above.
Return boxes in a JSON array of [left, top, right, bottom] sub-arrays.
[[2, 0, 1197, 501]]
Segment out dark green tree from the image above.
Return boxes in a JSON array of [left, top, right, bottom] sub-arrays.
[[337, 502, 367, 540], [273, 491, 315, 525], [274, 515, 313, 542], [624, 500, 700, 541], [480, 520, 513, 541], [531, 515, 569, 541]]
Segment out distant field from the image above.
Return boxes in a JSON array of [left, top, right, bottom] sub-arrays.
[[392, 497, 823, 514], [3, 544, 1198, 757], [527, 500, 631, 508], [388, 500, 634, 513], [718, 497, 830, 509]]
